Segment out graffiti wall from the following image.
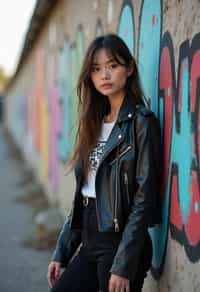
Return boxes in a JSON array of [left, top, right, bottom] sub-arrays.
[[4, 0, 200, 290]]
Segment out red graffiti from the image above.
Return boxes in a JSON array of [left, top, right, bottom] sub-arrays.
[[161, 32, 200, 260], [185, 171, 200, 246], [170, 173, 182, 231], [159, 45, 173, 197]]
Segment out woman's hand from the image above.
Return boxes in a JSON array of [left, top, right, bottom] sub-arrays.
[[109, 274, 130, 292], [47, 261, 61, 289]]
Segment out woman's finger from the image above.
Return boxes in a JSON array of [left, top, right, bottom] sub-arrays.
[[47, 264, 55, 288], [108, 279, 115, 292], [119, 285, 125, 292], [109, 281, 121, 292], [125, 283, 130, 292], [118, 284, 126, 292]]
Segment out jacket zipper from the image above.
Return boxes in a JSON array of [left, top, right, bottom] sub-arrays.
[[95, 139, 123, 231], [113, 145, 132, 232], [95, 197, 101, 230], [109, 145, 132, 165], [114, 146, 120, 232], [124, 172, 130, 205]]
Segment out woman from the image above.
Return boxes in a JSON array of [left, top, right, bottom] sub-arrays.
[[47, 33, 162, 292]]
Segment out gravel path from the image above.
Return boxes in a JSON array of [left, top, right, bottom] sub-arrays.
[[0, 125, 51, 292]]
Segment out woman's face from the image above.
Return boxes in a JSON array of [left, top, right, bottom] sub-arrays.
[[90, 48, 132, 99]]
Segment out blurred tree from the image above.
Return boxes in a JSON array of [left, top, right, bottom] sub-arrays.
[[0, 67, 11, 95], [0, 66, 11, 121]]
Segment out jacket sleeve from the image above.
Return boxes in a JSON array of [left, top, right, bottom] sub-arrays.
[[110, 112, 162, 280], [51, 202, 82, 267]]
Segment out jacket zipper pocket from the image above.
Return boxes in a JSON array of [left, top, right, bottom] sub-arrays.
[[124, 172, 130, 205], [109, 145, 133, 166]]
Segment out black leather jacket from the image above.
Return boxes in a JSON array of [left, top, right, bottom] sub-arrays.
[[51, 94, 162, 281]]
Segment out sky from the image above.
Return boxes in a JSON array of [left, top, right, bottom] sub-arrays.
[[0, 0, 37, 76]]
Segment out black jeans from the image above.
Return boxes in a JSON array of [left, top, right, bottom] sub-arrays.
[[50, 198, 152, 292]]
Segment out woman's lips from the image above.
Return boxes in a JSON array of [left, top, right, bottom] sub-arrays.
[[101, 83, 112, 88]]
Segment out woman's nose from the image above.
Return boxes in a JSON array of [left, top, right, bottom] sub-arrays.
[[101, 68, 110, 79]]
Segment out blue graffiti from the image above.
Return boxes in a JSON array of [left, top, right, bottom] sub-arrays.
[[58, 40, 73, 160], [138, 0, 162, 114], [117, 0, 135, 55]]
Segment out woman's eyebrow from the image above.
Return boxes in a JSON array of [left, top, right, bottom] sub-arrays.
[[92, 58, 115, 66]]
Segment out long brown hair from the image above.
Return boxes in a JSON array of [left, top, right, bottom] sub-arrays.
[[64, 33, 147, 182]]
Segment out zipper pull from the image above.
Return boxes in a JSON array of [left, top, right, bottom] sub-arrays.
[[124, 172, 128, 184], [114, 218, 120, 232]]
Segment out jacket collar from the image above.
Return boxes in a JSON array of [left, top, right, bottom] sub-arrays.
[[116, 94, 137, 123], [74, 94, 139, 179], [98, 95, 137, 167]]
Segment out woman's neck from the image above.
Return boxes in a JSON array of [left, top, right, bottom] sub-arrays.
[[104, 93, 125, 123]]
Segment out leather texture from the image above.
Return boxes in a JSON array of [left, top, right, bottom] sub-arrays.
[[51, 94, 162, 281]]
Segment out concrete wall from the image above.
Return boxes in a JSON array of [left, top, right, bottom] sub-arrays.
[[4, 0, 200, 291]]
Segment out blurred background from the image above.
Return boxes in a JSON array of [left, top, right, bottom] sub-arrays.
[[0, 0, 36, 113], [0, 1, 200, 291]]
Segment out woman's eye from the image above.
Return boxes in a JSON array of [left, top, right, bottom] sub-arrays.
[[91, 67, 100, 72], [110, 63, 118, 69]]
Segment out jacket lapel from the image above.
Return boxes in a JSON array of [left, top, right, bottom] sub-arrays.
[[98, 94, 137, 166], [98, 123, 125, 166], [74, 94, 138, 176]]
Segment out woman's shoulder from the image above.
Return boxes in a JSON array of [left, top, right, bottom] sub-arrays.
[[135, 104, 154, 117], [134, 104, 160, 132]]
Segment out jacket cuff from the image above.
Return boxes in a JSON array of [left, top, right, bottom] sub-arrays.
[[109, 253, 140, 280], [51, 248, 69, 267], [109, 227, 147, 280]]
